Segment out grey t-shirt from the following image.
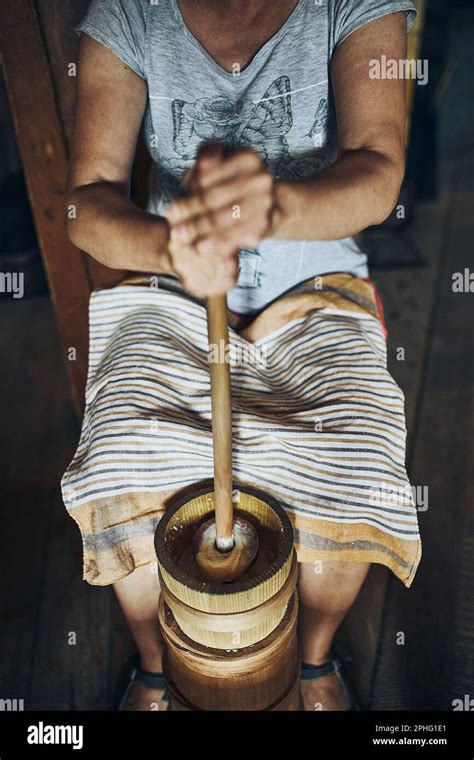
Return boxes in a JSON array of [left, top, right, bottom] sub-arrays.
[[77, 0, 416, 314]]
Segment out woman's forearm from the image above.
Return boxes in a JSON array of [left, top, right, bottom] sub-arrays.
[[66, 182, 174, 274], [271, 148, 404, 241]]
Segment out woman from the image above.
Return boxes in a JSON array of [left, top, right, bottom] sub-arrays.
[[63, 0, 421, 711]]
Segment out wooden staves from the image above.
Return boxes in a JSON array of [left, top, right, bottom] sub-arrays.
[[159, 554, 297, 650], [155, 485, 294, 611], [155, 483, 300, 710], [159, 592, 300, 711]]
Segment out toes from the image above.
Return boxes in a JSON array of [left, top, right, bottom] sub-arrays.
[[122, 683, 169, 712]]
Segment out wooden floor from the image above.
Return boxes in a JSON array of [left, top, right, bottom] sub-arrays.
[[370, 8, 474, 710], [370, 173, 474, 710], [0, 296, 133, 710], [1, 8, 472, 713]]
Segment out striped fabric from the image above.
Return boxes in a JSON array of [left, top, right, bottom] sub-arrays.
[[61, 274, 421, 587]]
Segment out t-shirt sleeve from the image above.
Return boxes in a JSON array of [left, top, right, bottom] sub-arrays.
[[330, 0, 418, 53], [76, 0, 148, 79]]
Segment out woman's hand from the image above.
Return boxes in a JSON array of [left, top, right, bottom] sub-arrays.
[[167, 143, 278, 298]]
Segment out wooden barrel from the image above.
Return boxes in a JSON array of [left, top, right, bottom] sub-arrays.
[[154, 483, 300, 710], [159, 592, 300, 711], [155, 483, 296, 648]]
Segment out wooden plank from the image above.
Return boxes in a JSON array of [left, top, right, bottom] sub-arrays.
[[35, 0, 129, 291], [338, 155, 448, 709], [2, 0, 165, 406], [373, 198, 449, 443], [371, 154, 474, 709], [0, 297, 120, 709], [0, 299, 79, 705], [0, 0, 92, 414], [108, 597, 136, 709], [28, 489, 113, 710], [405, 0, 426, 142], [372, 3, 474, 706], [35, 0, 90, 145]]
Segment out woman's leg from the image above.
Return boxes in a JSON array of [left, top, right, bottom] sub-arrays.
[[298, 560, 370, 711], [113, 564, 168, 711], [113, 559, 369, 710]]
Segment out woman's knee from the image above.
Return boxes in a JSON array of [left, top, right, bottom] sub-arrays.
[[298, 560, 370, 608]]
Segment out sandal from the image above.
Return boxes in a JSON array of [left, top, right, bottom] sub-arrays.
[[117, 653, 170, 711], [300, 651, 360, 711]]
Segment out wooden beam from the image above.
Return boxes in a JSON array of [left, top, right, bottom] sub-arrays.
[[35, 0, 90, 145], [35, 0, 128, 290], [0, 0, 92, 415]]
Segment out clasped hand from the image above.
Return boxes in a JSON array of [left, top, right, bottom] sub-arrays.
[[167, 142, 278, 298]]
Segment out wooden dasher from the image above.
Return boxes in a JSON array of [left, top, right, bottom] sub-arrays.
[[154, 294, 300, 711]]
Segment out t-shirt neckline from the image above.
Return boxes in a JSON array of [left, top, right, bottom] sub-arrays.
[[171, 0, 305, 80]]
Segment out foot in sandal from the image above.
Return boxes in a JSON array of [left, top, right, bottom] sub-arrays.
[[118, 653, 170, 712], [300, 654, 359, 711]]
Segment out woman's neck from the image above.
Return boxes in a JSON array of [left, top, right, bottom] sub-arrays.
[[176, 0, 299, 72]]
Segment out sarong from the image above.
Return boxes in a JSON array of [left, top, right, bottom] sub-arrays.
[[61, 273, 422, 587]]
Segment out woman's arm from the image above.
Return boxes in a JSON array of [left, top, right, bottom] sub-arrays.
[[66, 35, 173, 274], [272, 11, 408, 240]]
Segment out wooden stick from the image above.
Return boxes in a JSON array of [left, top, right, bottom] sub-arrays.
[[206, 294, 234, 551]]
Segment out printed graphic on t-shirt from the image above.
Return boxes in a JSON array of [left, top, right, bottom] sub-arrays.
[[157, 75, 335, 209]]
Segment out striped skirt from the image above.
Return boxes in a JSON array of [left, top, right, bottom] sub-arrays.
[[61, 273, 421, 587]]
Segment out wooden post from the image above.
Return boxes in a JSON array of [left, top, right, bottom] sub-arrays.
[[0, 0, 91, 413]]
